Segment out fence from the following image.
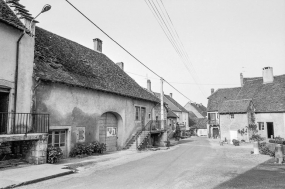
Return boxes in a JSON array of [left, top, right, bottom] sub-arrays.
[[0, 112, 49, 134]]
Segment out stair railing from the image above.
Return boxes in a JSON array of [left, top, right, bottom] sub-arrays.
[[135, 120, 153, 149]]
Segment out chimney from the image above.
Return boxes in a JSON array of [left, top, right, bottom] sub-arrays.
[[211, 88, 214, 94], [116, 62, 124, 71], [262, 67, 274, 84], [240, 73, 244, 87], [147, 79, 151, 91], [93, 38, 102, 52], [170, 93, 173, 98]]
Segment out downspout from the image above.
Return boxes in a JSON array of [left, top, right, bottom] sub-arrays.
[[14, 32, 25, 114]]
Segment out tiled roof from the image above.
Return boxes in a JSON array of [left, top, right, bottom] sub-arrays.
[[207, 87, 241, 112], [237, 75, 285, 112], [0, 0, 25, 30], [208, 74, 285, 113], [34, 27, 160, 103], [219, 99, 251, 114], [189, 118, 207, 129], [188, 111, 198, 119], [167, 109, 178, 118], [184, 102, 207, 117], [164, 95, 188, 112]]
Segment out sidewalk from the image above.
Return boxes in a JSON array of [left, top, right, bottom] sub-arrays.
[[0, 143, 179, 189], [0, 149, 160, 189], [0, 164, 74, 189]]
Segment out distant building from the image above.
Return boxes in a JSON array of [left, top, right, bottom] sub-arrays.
[[207, 67, 285, 142], [184, 102, 207, 136]]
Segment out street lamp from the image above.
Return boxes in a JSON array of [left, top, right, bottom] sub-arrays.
[[29, 4, 51, 34]]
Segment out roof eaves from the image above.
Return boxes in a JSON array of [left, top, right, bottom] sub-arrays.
[[38, 78, 160, 104]]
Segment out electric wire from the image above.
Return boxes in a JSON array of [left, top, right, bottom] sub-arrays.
[[146, 0, 206, 97], [65, 0, 193, 102]]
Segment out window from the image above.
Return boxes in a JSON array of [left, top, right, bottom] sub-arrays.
[[148, 113, 151, 119], [135, 106, 140, 121], [208, 113, 216, 121], [48, 130, 66, 147], [230, 114, 234, 119], [258, 122, 264, 130]]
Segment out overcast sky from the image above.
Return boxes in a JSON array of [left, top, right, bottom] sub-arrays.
[[21, 0, 285, 106]]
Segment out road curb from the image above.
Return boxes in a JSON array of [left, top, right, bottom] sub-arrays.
[[1, 170, 76, 189]]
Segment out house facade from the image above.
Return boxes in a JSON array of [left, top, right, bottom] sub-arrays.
[[0, 0, 49, 164], [219, 99, 254, 143], [207, 67, 285, 141], [33, 27, 161, 155], [206, 87, 241, 138]]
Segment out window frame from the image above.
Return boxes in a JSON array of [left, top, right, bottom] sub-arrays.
[[135, 106, 141, 121], [258, 122, 265, 130]]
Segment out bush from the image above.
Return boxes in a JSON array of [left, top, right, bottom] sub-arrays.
[[268, 140, 285, 145], [47, 146, 63, 164], [250, 134, 264, 142], [232, 139, 240, 146], [69, 141, 106, 157], [259, 142, 275, 157]]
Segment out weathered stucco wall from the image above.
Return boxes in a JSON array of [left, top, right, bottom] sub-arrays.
[[220, 113, 249, 142], [255, 113, 285, 139], [35, 82, 157, 151], [0, 22, 34, 114]]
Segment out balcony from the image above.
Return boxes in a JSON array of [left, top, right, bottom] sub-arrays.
[[0, 112, 49, 135], [208, 120, 219, 125]]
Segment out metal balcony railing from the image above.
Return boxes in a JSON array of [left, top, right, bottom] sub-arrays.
[[142, 120, 167, 133], [0, 112, 49, 134]]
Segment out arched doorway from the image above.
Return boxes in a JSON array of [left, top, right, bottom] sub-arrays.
[[99, 112, 118, 152]]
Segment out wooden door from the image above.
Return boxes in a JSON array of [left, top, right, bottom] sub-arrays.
[[99, 113, 118, 152], [141, 107, 146, 128]]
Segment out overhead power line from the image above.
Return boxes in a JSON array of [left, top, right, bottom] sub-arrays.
[[144, 0, 207, 97], [126, 71, 239, 86], [65, 0, 193, 102]]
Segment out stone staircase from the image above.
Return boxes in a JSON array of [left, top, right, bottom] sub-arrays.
[[124, 131, 150, 150]]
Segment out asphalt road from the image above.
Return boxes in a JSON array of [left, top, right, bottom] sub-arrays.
[[19, 137, 285, 189]]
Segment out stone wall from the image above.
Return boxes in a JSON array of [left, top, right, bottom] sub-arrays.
[[0, 135, 47, 164]]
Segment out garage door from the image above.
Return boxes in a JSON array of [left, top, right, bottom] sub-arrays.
[[99, 113, 118, 152]]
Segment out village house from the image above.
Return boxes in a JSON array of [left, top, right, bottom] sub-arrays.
[[207, 87, 241, 138], [32, 27, 165, 155], [184, 102, 207, 136], [207, 67, 285, 142], [218, 99, 255, 142], [0, 0, 49, 165]]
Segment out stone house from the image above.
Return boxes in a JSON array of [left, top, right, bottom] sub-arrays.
[[184, 102, 207, 136], [207, 67, 285, 141], [0, 0, 49, 164], [206, 87, 241, 138], [218, 99, 255, 143], [33, 27, 161, 155]]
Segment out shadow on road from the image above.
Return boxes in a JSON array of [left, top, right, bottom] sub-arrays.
[[213, 158, 285, 189]]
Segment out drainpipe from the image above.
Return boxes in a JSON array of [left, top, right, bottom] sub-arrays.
[[14, 32, 25, 114]]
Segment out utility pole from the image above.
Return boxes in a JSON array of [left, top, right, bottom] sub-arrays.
[[160, 77, 164, 129]]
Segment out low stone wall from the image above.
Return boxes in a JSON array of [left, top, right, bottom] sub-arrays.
[[0, 134, 48, 164]]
